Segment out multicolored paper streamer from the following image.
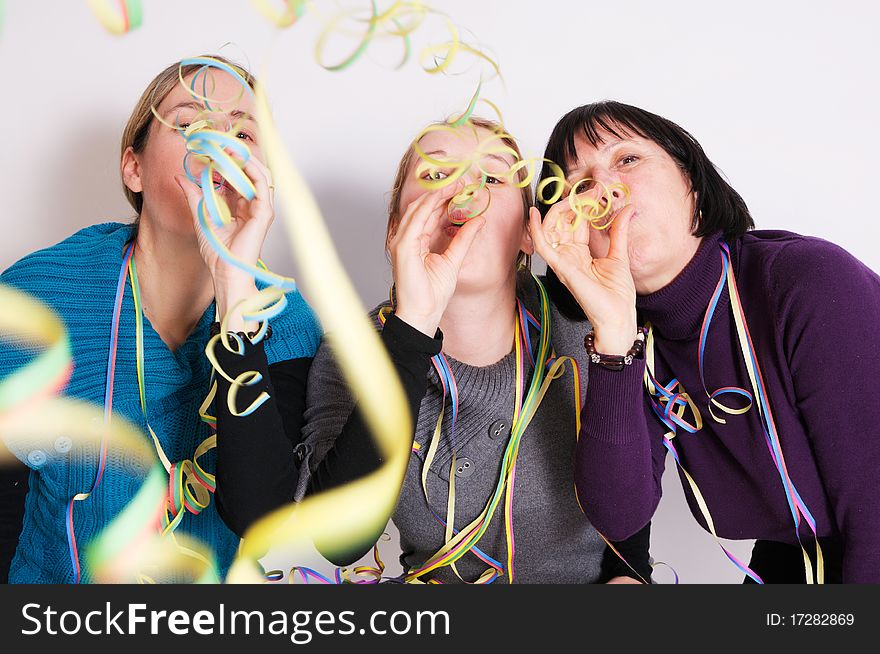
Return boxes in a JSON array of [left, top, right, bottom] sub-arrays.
[[253, 0, 308, 28], [643, 242, 824, 583], [0, 284, 216, 583], [87, 0, 143, 35]]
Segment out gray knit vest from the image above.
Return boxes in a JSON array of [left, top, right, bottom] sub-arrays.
[[299, 273, 606, 583]]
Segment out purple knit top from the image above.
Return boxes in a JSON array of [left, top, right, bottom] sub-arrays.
[[575, 229, 880, 582]]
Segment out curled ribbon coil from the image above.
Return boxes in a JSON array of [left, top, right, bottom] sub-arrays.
[[411, 118, 631, 232], [309, 1, 501, 80], [566, 179, 631, 230], [87, 0, 143, 35], [253, 0, 308, 28], [86, 463, 220, 584]]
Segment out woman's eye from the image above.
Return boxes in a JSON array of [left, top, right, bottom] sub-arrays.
[[178, 122, 190, 130], [619, 154, 639, 166], [236, 131, 254, 142], [424, 170, 448, 181], [485, 175, 504, 185]]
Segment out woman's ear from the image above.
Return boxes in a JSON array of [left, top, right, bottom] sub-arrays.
[[520, 221, 535, 255], [385, 217, 400, 251], [121, 146, 143, 194]]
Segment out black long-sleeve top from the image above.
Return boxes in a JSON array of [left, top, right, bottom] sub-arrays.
[[213, 315, 653, 582]]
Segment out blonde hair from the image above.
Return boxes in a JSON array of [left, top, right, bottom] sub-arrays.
[[386, 117, 534, 269], [120, 54, 257, 215]]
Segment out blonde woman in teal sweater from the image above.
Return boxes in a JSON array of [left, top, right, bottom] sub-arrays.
[[0, 55, 320, 583]]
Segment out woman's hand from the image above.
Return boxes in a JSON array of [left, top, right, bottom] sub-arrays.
[[389, 185, 486, 336], [176, 155, 274, 331], [529, 196, 637, 355]]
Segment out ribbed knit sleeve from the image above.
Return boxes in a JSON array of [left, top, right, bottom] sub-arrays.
[[575, 361, 663, 541], [260, 285, 322, 364]]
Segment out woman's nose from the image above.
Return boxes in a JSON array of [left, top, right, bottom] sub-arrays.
[[607, 181, 626, 203], [576, 173, 623, 205], [197, 110, 232, 132], [461, 167, 488, 186]]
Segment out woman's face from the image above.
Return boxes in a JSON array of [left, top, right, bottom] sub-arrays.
[[396, 125, 531, 293], [565, 127, 701, 294], [124, 69, 262, 237]]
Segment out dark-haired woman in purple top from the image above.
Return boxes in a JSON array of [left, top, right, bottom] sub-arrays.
[[530, 101, 880, 583]]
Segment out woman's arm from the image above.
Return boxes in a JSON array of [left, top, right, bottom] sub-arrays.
[[575, 363, 666, 540], [215, 182, 484, 557], [213, 338, 311, 538], [530, 204, 664, 540], [768, 238, 880, 582], [300, 314, 441, 566], [213, 314, 440, 560], [305, 314, 441, 495]]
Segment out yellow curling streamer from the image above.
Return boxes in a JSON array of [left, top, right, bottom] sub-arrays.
[[306, 1, 500, 80], [253, 0, 308, 28], [725, 267, 824, 583], [418, 21, 501, 80], [205, 287, 289, 419], [87, 0, 143, 35], [411, 122, 517, 193], [0, 285, 71, 424], [225, 80, 412, 583], [567, 179, 631, 230], [150, 60, 307, 570], [85, 463, 219, 584], [410, 116, 629, 236]]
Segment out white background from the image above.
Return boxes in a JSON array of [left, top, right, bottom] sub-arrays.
[[1, 0, 877, 583]]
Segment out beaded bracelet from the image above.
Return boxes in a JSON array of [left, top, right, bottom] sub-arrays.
[[584, 328, 646, 371]]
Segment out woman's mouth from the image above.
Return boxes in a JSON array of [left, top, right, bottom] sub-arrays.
[[444, 223, 461, 238], [211, 172, 227, 190], [449, 207, 470, 225]]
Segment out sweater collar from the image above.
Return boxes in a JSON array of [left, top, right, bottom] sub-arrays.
[[428, 269, 539, 397], [636, 232, 727, 341]]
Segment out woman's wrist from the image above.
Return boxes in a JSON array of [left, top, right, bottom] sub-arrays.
[[212, 266, 257, 293], [592, 334, 636, 357], [591, 319, 639, 356], [214, 279, 260, 333], [585, 328, 646, 372], [393, 307, 442, 338]]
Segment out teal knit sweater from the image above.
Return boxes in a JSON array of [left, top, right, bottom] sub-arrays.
[[0, 222, 322, 583]]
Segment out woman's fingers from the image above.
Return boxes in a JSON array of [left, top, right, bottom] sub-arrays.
[[175, 174, 203, 224], [536, 201, 577, 254], [236, 158, 274, 226], [242, 157, 273, 205], [572, 204, 592, 246], [418, 198, 448, 256], [391, 183, 459, 251], [607, 204, 635, 262], [443, 216, 486, 271], [529, 206, 555, 261]]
